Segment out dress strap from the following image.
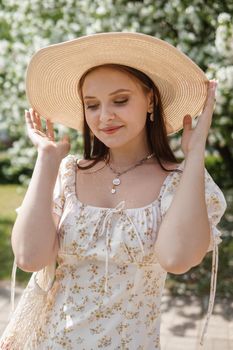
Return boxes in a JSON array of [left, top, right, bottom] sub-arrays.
[[198, 235, 219, 347], [10, 256, 17, 319]]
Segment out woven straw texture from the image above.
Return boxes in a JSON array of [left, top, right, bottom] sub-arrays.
[[25, 32, 208, 135]]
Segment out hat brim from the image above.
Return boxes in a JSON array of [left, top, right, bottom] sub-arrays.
[[25, 32, 208, 135]]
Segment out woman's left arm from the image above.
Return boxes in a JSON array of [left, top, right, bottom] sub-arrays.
[[155, 80, 218, 274]]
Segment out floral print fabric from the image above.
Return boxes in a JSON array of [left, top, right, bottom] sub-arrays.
[[11, 154, 227, 349]]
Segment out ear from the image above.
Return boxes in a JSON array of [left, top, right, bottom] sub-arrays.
[[147, 89, 154, 113]]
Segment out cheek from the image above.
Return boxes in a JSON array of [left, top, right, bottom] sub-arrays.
[[85, 113, 98, 130], [127, 107, 148, 130]]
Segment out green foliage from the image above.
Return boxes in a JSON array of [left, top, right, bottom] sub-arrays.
[[0, 152, 32, 184], [205, 155, 231, 189], [0, 0, 232, 186]]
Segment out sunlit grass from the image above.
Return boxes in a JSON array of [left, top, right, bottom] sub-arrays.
[[0, 184, 26, 218], [0, 184, 30, 284]]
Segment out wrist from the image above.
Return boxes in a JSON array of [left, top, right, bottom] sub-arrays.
[[185, 150, 205, 169], [37, 147, 62, 168], [185, 145, 205, 159]]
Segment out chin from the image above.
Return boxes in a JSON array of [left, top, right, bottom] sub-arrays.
[[94, 132, 127, 148], [101, 139, 127, 149]]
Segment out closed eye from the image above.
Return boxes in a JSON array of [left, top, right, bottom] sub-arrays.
[[86, 99, 128, 110]]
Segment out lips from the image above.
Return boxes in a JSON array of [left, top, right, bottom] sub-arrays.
[[101, 126, 123, 131], [101, 126, 122, 134]]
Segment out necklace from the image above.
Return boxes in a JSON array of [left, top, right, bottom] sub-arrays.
[[105, 152, 155, 194]]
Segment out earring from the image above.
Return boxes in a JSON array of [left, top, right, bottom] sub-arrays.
[[148, 112, 154, 122]]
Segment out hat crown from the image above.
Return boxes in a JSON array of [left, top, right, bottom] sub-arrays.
[[26, 31, 208, 135]]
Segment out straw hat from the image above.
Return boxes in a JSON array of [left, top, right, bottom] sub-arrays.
[[25, 32, 208, 135]]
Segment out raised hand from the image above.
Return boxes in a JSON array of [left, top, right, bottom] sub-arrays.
[[181, 80, 217, 158], [25, 108, 70, 161]]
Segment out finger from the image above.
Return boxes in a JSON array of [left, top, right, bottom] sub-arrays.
[[33, 129, 49, 137], [45, 119, 54, 140], [25, 110, 34, 129], [35, 111, 42, 131], [29, 108, 39, 129], [24, 113, 46, 137], [61, 134, 70, 143], [183, 114, 192, 131], [202, 80, 217, 115]]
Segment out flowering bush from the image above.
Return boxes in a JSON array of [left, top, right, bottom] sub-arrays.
[[0, 0, 232, 187]]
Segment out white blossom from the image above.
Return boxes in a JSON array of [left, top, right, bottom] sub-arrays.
[[216, 66, 233, 89], [215, 13, 233, 61], [218, 12, 231, 24], [0, 0, 232, 184]]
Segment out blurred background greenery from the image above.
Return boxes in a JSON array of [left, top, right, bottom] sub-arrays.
[[0, 0, 232, 303]]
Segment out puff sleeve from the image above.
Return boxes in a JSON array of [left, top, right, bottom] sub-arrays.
[[204, 169, 227, 252], [160, 161, 227, 347], [160, 164, 227, 252]]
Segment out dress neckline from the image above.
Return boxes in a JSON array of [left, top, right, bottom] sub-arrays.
[[71, 155, 184, 211]]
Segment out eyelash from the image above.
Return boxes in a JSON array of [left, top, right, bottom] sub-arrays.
[[86, 99, 128, 110]]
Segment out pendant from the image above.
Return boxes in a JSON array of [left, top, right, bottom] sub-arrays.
[[113, 178, 121, 186], [111, 177, 121, 194]]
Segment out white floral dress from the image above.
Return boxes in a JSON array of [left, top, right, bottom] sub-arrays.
[[4, 154, 227, 349]]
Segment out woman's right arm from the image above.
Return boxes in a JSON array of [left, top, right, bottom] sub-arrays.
[[11, 108, 70, 272]]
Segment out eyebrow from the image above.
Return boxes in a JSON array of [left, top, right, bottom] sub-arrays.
[[83, 89, 132, 100]]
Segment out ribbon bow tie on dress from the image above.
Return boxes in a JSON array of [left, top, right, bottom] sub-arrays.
[[98, 200, 145, 294]]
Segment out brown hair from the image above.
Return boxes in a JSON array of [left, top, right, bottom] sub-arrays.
[[77, 64, 178, 172]]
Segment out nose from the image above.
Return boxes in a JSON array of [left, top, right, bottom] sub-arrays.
[[99, 105, 115, 123]]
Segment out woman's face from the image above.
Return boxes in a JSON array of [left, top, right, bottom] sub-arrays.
[[82, 66, 153, 150]]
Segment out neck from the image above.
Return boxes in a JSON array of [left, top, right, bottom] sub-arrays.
[[107, 138, 152, 168]]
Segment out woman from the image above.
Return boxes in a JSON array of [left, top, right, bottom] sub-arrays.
[[0, 32, 226, 349]]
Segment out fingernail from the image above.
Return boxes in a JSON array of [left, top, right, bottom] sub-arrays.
[[24, 109, 28, 114], [210, 80, 217, 90]]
